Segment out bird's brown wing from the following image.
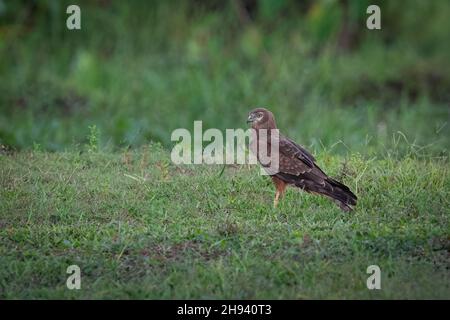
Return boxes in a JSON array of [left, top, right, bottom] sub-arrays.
[[276, 136, 357, 211], [277, 136, 320, 174], [284, 137, 316, 163], [276, 136, 329, 187]]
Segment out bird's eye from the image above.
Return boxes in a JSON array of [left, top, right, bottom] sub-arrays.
[[258, 113, 263, 118]]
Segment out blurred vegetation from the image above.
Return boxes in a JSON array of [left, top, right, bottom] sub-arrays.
[[0, 0, 449, 157]]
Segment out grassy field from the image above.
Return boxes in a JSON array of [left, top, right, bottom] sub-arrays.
[[1, 144, 449, 299]]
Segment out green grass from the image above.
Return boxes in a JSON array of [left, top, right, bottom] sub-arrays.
[[1, 144, 449, 299]]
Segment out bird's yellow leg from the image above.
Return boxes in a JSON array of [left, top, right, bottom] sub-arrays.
[[271, 176, 286, 208], [273, 190, 280, 208]]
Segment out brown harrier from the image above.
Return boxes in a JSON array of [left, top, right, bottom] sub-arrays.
[[247, 107, 357, 211]]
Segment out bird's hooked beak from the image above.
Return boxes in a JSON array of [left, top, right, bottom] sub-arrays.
[[247, 113, 256, 124]]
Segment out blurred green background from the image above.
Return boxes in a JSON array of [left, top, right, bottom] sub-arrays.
[[0, 0, 449, 156]]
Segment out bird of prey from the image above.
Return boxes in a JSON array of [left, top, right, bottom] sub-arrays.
[[247, 107, 357, 211]]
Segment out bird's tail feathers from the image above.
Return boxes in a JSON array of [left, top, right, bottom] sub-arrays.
[[321, 178, 357, 212], [294, 176, 357, 212], [274, 172, 357, 212]]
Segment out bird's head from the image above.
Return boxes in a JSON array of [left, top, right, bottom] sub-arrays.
[[247, 107, 277, 129]]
